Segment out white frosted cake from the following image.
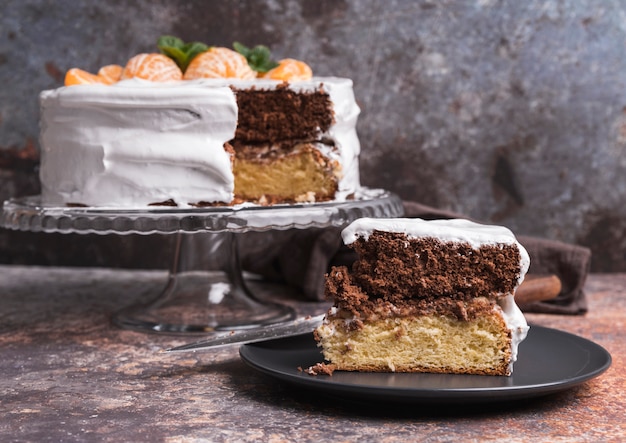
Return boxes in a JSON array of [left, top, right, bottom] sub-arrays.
[[314, 218, 530, 376], [38, 39, 361, 208], [39, 81, 237, 207]]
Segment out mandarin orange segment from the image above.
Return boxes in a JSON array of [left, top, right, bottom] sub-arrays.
[[97, 64, 123, 84], [184, 47, 256, 80], [121, 53, 183, 82], [261, 58, 313, 81], [64, 68, 107, 86]]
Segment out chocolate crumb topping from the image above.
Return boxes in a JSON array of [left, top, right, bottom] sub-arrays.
[[302, 362, 337, 376]]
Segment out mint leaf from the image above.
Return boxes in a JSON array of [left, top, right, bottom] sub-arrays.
[[180, 42, 209, 70], [233, 41, 251, 58], [234, 41, 279, 73], [159, 46, 187, 69], [158, 36, 209, 72], [158, 35, 184, 51]]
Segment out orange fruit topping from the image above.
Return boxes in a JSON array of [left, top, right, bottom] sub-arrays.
[[121, 53, 183, 82], [260, 58, 312, 81], [64, 68, 107, 86], [97, 64, 123, 84], [184, 47, 256, 80]]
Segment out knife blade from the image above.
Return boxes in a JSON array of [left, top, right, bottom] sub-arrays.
[[165, 314, 325, 353]]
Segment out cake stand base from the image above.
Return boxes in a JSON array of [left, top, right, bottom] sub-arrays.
[[112, 232, 296, 333], [1, 189, 404, 335]]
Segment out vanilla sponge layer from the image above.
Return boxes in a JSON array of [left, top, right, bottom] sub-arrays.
[[315, 314, 513, 376]]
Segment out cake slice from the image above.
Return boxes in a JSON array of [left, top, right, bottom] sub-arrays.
[[314, 217, 530, 376]]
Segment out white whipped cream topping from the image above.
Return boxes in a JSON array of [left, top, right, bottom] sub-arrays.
[[39, 77, 361, 208], [497, 293, 530, 373], [40, 79, 238, 207]]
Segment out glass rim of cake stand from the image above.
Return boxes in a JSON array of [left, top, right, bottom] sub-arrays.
[[1, 187, 405, 334], [0, 187, 403, 235]]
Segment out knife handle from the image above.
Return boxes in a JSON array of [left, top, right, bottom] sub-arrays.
[[516, 274, 562, 307]]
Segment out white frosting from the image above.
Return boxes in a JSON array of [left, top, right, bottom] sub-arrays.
[[39, 77, 361, 208], [39, 79, 237, 208], [497, 294, 530, 373]]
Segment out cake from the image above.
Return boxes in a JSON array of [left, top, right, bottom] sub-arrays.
[[314, 217, 530, 376], [38, 38, 360, 208]]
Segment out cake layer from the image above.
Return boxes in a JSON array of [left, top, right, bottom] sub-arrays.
[[233, 83, 334, 143], [347, 234, 523, 305], [342, 217, 529, 285], [233, 141, 341, 203], [39, 79, 238, 208], [325, 265, 504, 321], [315, 312, 513, 375]]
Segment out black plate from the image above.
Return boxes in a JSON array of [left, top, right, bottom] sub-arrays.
[[239, 325, 611, 405]]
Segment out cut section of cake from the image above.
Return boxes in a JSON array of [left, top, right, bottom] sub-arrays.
[[208, 77, 360, 204], [314, 217, 530, 376]]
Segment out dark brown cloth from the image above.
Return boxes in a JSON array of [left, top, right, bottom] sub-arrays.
[[240, 201, 591, 315]]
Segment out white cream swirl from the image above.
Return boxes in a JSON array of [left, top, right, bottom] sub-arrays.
[[40, 79, 238, 208]]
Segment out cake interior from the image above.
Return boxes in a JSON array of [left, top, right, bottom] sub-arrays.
[[317, 230, 525, 376], [233, 84, 334, 142], [315, 314, 511, 375], [233, 142, 340, 203], [231, 85, 341, 203]]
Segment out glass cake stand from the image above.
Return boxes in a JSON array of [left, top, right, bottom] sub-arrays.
[[1, 188, 403, 334]]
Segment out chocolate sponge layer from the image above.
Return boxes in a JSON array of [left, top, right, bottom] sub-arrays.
[[325, 231, 522, 321], [233, 84, 334, 143]]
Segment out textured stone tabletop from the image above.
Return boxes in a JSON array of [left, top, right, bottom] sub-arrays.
[[1, 266, 624, 442]]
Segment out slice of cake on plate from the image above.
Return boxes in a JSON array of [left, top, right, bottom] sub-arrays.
[[314, 217, 530, 376]]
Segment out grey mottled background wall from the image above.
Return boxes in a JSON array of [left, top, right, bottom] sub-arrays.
[[1, 0, 625, 272]]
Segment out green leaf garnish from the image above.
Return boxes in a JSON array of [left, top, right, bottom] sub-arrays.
[[233, 41, 279, 73], [157, 35, 209, 72]]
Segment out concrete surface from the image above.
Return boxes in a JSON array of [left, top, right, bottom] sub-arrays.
[[1, 266, 623, 441]]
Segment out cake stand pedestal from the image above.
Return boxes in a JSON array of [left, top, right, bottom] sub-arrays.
[[1, 188, 403, 334]]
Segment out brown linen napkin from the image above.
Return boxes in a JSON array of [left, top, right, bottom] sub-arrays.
[[240, 201, 590, 314]]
